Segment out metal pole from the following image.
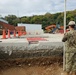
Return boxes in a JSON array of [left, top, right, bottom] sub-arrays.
[[63, 0, 66, 71], [64, 0, 66, 33]]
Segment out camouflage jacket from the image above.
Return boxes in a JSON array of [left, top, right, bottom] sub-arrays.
[[62, 30, 76, 53]]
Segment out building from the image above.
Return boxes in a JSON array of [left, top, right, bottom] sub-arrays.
[[18, 23, 43, 35], [0, 19, 15, 34], [15, 26, 26, 31], [18, 23, 42, 31]]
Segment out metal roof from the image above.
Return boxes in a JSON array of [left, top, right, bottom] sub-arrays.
[[0, 19, 8, 24]]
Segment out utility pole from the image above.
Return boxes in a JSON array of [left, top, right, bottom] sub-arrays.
[[63, 0, 67, 71], [64, 0, 66, 33]]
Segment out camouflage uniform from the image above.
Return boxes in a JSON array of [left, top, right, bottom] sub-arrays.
[[62, 30, 76, 72]]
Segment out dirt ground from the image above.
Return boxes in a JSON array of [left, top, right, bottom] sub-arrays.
[[0, 57, 64, 75]]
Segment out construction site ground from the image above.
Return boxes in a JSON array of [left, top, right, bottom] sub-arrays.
[[0, 57, 63, 75], [0, 33, 64, 75]]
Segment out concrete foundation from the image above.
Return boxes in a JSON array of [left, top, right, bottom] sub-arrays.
[[0, 34, 63, 59]]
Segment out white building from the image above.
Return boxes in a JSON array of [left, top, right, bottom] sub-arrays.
[[18, 23, 43, 35]]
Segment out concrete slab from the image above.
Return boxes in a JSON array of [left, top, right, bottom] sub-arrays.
[[0, 38, 28, 55], [19, 34, 49, 38], [0, 34, 64, 59]]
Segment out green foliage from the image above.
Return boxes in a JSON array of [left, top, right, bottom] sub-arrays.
[[1, 9, 76, 29], [5, 15, 18, 26]]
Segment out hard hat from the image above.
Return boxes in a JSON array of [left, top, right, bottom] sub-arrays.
[[68, 21, 76, 26]]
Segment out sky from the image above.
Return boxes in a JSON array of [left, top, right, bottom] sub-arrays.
[[0, 0, 76, 17]]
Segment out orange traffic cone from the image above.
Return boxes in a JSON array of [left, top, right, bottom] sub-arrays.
[[8, 29, 10, 38], [19, 31, 21, 36], [14, 30, 16, 37], [2, 29, 6, 39], [18, 31, 20, 37], [20, 30, 22, 36]]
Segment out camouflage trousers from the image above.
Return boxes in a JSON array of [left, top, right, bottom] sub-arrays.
[[64, 53, 76, 72]]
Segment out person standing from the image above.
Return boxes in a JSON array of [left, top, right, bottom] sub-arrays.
[[62, 21, 76, 75]]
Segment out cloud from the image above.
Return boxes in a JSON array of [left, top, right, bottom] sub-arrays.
[[0, 0, 76, 17], [67, 0, 76, 11]]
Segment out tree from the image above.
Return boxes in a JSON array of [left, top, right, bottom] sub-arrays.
[[5, 15, 17, 26], [3, 9, 76, 30]]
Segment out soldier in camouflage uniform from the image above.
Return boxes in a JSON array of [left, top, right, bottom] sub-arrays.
[[62, 21, 76, 75]]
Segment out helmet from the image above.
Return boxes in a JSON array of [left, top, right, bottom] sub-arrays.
[[68, 21, 76, 26]]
